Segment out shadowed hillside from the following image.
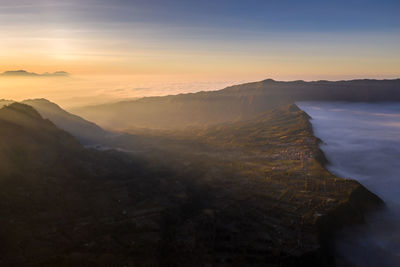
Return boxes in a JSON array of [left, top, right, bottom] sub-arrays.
[[22, 99, 110, 144], [0, 103, 84, 176], [0, 99, 109, 145], [0, 103, 201, 266], [0, 102, 383, 266], [72, 78, 400, 130]]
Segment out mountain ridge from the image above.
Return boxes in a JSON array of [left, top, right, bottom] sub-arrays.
[[0, 98, 109, 144], [0, 70, 69, 77], [71, 78, 400, 130]]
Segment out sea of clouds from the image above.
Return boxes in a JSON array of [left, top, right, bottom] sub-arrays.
[[298, 102, 400, 267]]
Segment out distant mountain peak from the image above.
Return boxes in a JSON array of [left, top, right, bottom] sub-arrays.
[[24, 98, 54, 104], [0, 70, 70, 77], [43, 71, 69, 77], [2, 70, 38, 76], [262, 78, 276, 83]]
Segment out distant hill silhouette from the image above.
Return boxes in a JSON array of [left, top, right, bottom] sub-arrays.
[[22, 99, 110, 144], [72, 78, 400, 130], [0, 99, 109, 144], [0, 70, 69, 77], [0, 103, 84, 176]]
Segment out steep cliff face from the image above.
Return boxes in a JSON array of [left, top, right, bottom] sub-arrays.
[[311, 184, 383, 266], [301, 107, 384, 266]]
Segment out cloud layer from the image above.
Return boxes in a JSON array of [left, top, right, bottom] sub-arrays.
[[299, 102, 400, 266]]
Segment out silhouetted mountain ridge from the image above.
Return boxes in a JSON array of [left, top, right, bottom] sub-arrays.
[[0, 98, 109, 144], [72, 78, 400, 130], [0, 102, 83, 176], [0, 70, 69, 77], [22, 98, 110, 144]]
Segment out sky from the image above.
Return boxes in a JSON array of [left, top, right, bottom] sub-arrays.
[[0, 0, 399, 107]]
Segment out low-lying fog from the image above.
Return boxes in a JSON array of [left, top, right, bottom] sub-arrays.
[[298, 102, 400, 267], [0, 75, 248, 109]]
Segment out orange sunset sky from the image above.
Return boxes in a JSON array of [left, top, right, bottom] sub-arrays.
[[1, 0, 399, 107]]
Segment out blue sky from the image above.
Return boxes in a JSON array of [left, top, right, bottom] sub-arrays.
[[2, 0, 399, 32], [0, 0, 399, 79]]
